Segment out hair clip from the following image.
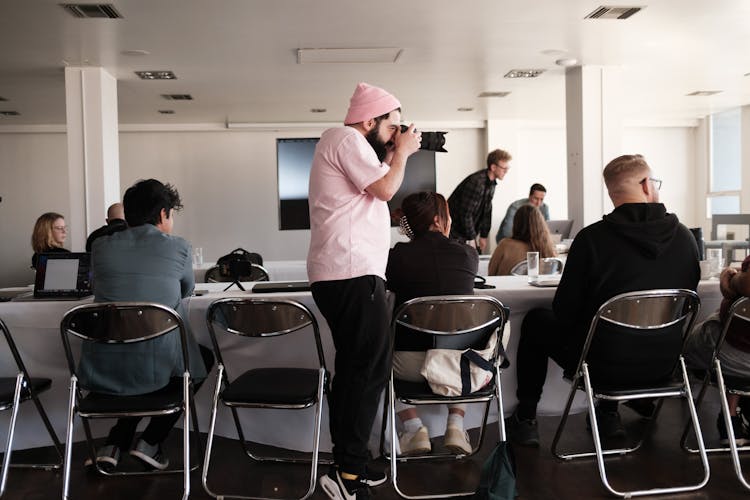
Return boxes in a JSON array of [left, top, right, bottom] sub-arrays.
[[399, 215, 415, 240]]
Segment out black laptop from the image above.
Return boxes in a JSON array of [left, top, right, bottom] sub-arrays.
[[32, 252, 93, 299], [252, 281, 311, 293]]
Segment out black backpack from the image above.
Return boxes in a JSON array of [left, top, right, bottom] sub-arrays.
[[216, 248, 263, 278]]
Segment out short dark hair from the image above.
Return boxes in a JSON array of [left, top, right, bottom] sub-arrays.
[[529, 183, 546, 196], [123, 179, 183, 227]]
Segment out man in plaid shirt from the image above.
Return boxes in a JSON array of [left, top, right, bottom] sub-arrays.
[[448, 149, 512, 252]]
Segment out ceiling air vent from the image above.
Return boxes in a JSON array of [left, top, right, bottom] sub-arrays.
[[584, 6, 644, 20], [478, 91, 511, 98], [0, 111, 21, 116], [0, 97, 8, 102], [504, 69, 545, 78], [686, 90, 722, 97], [161, 94, 193, 101], [60, 3, 123, 19], [158, 110, 175, 114], [136, 70, 176, 80]]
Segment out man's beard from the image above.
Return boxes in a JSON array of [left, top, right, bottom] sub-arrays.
[[365, 127, 389, 162]]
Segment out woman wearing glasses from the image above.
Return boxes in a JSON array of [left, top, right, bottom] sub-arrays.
[[31, 212, 70, 268]]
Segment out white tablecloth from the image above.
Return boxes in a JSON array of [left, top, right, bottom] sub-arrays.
[[0, 278, 722, 451]]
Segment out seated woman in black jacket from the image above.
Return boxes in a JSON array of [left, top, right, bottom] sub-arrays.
[[31, 212, 70, 269], [386, 191, 478, 455]]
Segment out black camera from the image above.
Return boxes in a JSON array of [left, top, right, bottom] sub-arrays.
[[400, 125, 448, 153]]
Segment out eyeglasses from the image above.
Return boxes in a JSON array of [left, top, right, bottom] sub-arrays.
[[640, 177, 662, 190], [53, 226, 68, 232]]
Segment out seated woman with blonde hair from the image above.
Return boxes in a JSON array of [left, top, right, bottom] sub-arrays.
[[31, 211, 70, 268], [386, 191, 478, 455], [488, 204, 556, 276]]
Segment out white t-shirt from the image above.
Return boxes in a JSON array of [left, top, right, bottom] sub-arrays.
[[307, 126, 391, 283]]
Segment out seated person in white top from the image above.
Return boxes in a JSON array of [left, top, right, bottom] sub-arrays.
[[496, 183, 550, 243]]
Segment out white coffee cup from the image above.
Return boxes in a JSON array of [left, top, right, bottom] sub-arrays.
[[699, 260, 712, 280]]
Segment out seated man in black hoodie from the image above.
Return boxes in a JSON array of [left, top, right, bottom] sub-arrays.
[[507, 154, 700, 447]]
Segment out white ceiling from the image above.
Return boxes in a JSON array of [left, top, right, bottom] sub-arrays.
[[1, 0, 749, 125]]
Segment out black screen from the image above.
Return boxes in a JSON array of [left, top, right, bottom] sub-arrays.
[[277, 138, 436, 230]]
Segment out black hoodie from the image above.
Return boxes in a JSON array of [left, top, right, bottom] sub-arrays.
[[552, 203, 700, 347]]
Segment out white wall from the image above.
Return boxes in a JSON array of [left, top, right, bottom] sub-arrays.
[[0, 133, 70, 287], [0, 123, 702, 287]]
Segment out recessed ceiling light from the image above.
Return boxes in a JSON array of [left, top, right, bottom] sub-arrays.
[[504, 69, 545, 78], [161, 94, 193, 100], [121, 49, 150, 56], [297, 48, 402, 64], [541, 49, 567, 57], [158, 110, 175, 114], [135, 70, 176, 80], [478, 91, 511, 98], [310, 108, 327, 113], [457, 107, 474, 112], [686, 90, 722, 97], [555, 58, 578, 67], [0, 111, 20, 116]]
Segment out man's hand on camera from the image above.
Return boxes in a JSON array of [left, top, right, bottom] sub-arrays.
[[393, 123, 421, 157]]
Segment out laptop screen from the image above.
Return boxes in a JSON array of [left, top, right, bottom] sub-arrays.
[[546, 219, 574, 239], [34, 252, 93, 298]]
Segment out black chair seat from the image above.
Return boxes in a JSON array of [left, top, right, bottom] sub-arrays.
[[591, 380, 686, 398], [0, 377, 52, 406], [78, 380, 184, 414], [393, 378, 496, 403], [222, 367, 322, 407]]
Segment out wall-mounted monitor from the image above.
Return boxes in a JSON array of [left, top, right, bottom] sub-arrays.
[[277, 138, 436, 230]]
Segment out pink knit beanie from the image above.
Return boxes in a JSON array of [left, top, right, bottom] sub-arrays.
[[344, 82, 401, 125]]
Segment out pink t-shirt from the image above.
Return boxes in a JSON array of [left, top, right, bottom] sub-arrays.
[[307, 127, 391, 283]]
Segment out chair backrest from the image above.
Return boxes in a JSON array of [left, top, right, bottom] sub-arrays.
[[710, 296, 750, 367], [60, 302, 190, 377], [510, 257, 563, 276], [578, 289, 700, 388], [393, 295, 507, 352], [206, 298, 326, 372], [205, 263, 270, 283]]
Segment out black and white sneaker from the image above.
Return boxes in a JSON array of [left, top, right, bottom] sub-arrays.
[[319, 468, 370, 500], [129, 439, 169, 470], [84, 445, 120, 473], [361, 467, 387, 487]]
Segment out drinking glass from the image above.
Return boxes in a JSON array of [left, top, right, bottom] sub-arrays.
[[706, 248, 722, 278], [527, 251, 539, 282], [192, 247, 204, 266]]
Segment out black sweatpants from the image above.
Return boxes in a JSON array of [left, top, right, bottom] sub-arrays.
[[312, 275, 392, 476], [105, 344, 215, 450]]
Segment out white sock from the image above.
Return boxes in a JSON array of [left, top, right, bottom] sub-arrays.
[[447, 413, 464, 429], [403, 417, 423, 434]]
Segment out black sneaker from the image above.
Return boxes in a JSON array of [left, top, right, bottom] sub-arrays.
[[83, 445, 120, 473], [361, 467, 387, 487], [320, 468, 370, 500], [129, 439, 169, 470], [587, 409, 626, 439], [717, 413, 750, 446], [505, 412, 539, 448]]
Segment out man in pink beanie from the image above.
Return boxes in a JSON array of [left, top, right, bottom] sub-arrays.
[[308, 82, 421, 499]]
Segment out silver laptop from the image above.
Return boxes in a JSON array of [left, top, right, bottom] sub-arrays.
[[546, 220, 574, 239]]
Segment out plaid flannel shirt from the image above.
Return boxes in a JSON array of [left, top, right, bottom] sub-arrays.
[[448, 169, 496, 241]]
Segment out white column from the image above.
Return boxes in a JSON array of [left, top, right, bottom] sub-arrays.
[[65, 67, 121, 251], [565, 66, 623, 236], [741, 105, 750, 212]]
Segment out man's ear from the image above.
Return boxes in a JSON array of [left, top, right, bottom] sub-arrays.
[[159, 207, 169, 223], [362, 118, 376, 132]]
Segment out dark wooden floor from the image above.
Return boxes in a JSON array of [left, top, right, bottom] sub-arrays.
[[3, 395, 750, 499]]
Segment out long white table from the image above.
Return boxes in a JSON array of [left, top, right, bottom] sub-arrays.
[[0, 277, 722, 452]]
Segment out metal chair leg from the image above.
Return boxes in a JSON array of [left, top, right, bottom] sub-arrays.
[[715, 359, 750, 490], [62, 376, 78, 500], [0, 374, 23, 497]]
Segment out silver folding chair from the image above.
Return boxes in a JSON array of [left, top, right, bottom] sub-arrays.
[[202, 298, 328, 500], [681, 296, 750, 490], [0, 317, 63, 497], [60, 302, 201, 500], [383, 295, 509, 499], [551, 289, 708, 498]]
